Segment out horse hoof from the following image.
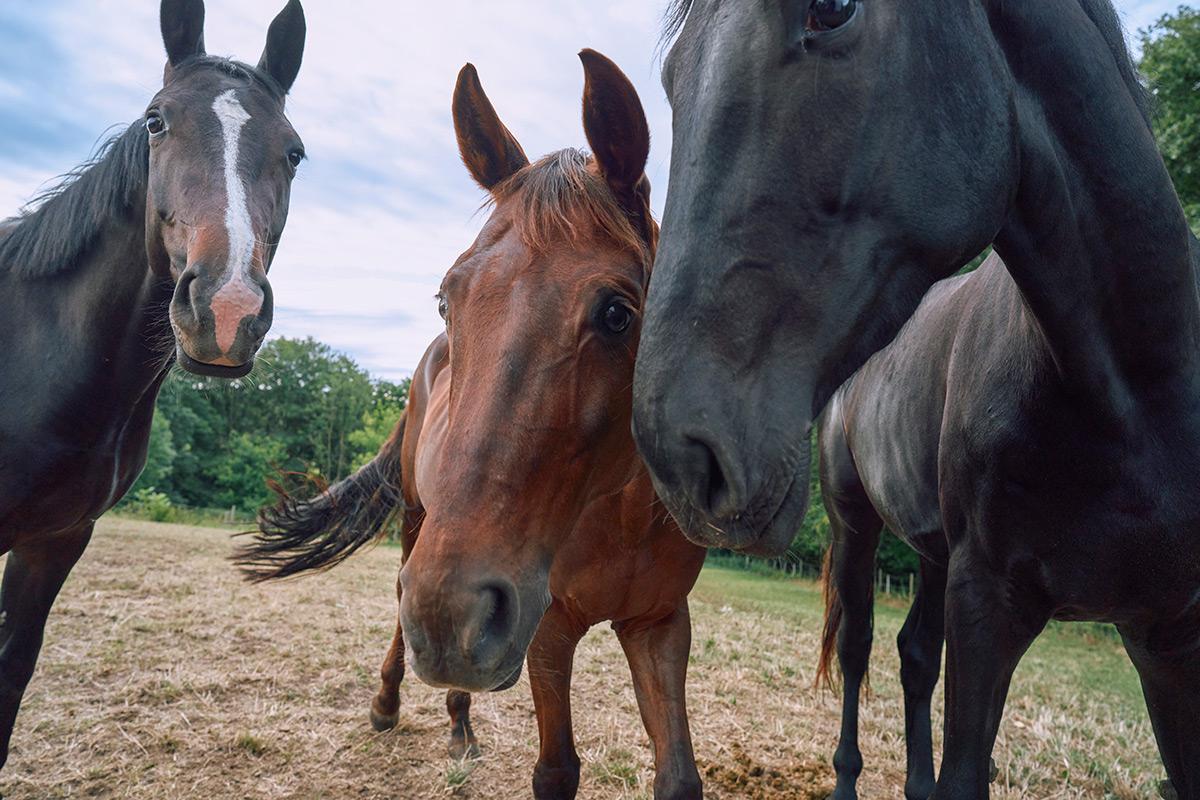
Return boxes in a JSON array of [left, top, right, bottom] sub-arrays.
[[369, 707, 398, 732], [448, 736, 481, 761], [1159, 779, 1177, 800], [989, 757, 998, 783]]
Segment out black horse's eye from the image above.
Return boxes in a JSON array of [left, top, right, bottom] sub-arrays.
[[145, 113, 166, 136], [601, 301, 633, 335], [437, 294, 449, 322], [287, 149, 305, 169], [808, 0, 858, 31]]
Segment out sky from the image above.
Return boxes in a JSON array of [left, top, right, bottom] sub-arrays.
[[0, 0, 1180, 380]]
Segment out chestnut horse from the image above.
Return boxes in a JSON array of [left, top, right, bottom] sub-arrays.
[[0, 0, 305, 769], [239, 52, 706, 800]]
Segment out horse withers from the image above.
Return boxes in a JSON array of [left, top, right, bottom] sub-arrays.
[[239, 52, 706, 800], [0, 0, 306, 770], [636, 0, 1200, 797]]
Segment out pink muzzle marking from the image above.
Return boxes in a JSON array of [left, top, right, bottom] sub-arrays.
[[210, 273, 264, 354]]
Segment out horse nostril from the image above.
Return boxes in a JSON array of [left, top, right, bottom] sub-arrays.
[[686, 436, 739, 520], [171, 269, 200, 325], [461, 581, 517, 671]]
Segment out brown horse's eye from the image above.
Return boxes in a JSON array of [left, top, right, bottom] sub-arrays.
[[437, 294, 449, 322], [808, 0, 858, 31], [602, 301, 633, 335], [287, 149, 305, 169], [145, 113, 166, 137]]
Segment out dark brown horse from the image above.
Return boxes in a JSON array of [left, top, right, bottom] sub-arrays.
[[634, 1, 1199, 798], [239, 52, 706, 800], [0, 0, 305, 770]]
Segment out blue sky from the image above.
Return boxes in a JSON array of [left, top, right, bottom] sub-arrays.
[[0, 0, 1180, 380]]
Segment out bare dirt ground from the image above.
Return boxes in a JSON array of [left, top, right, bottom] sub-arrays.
[[1, 519, 1162, 799]]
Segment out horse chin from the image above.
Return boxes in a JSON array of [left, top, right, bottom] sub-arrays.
[[176, 348, 254, 379], [489, 662, 523, 692], [664, 465, 809, 557]]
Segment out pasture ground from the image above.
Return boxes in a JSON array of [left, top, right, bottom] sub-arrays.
[[2, 519, 1161, 799]]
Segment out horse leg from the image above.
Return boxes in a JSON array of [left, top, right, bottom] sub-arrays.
[[446, 690, 480, 760], [931, 553, 1048, 799], [0, 524, 92, 768], [824, 490, 883, 800], [529, 603, 586, 800], [614, 600, 702, 800], [369, 522, 419, 732], [897, 558, 947, 800], [369, 572, 406, 731], [1119, 625, 1200, 800]]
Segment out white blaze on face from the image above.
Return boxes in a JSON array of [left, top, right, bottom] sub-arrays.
[[210, 89, 262, 355]]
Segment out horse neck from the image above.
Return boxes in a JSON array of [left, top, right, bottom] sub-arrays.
[[990, 3, 1200, 416], [21, 213, 171, 408]]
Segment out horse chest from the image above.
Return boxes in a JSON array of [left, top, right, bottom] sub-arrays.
[[0, 404, 154, 539]]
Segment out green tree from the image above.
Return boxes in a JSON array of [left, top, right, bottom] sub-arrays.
[[1141, 6, 1200, 234], [349, 378, 411, 470], [126, 411, 176, 495], [146, 337, 388, 512], [210, 433, 287, 511]]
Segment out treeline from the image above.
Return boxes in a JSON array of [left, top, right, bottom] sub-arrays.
[[126, 337, 409, 516]]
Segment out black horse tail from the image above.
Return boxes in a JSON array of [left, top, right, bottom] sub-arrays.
[[815, 545, 842, 690], [234, 412, 407, 582]]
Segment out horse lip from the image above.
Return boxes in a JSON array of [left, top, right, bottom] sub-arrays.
[[176, 347, 253, 379], [489, 661, 523, 692]]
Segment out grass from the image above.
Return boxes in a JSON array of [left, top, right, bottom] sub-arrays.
[[0, 519, 1164, 799]]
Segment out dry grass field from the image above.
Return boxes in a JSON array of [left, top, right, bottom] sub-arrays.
[[0, 518, 1163, 799]]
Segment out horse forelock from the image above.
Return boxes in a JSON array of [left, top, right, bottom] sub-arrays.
[[491, 148, 653, 267]]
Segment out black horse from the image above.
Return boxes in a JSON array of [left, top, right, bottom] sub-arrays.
[[0, 0, 305, 769], [634, 0, 1199, 798]]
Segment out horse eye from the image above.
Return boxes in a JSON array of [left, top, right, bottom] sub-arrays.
[[437, 294, 449, 322], [145, 113, 166, 136], [287, 149, 305, 169], [808, 0, 858, 31], [602, 301, 633, 335]]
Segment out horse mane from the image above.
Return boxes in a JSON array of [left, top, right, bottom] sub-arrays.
[[0, 121, 149, 279], [1076, 0, 1153, 128], [493, 148, 652, 262], [660, 0, 1152, 129], [661, 0, 694, 48]]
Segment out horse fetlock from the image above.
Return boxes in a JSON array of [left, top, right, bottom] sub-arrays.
[[833, 745, 864, 778], [368, 705, 398, 733], [653, 766, 702, 800], [447, 723, 481, 761], [1159, 779, 1178, 800], [532, 759, 581, 800]]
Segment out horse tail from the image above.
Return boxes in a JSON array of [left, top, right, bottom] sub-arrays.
[[815, 544, 842, 690], [234, 412, 407, 582]]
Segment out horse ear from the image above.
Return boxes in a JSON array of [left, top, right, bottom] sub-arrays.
[[160, 0, 206, 68], [452, 64, 530, 191], [258, 0, 306, 94], [579, 49, 650, 197]]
